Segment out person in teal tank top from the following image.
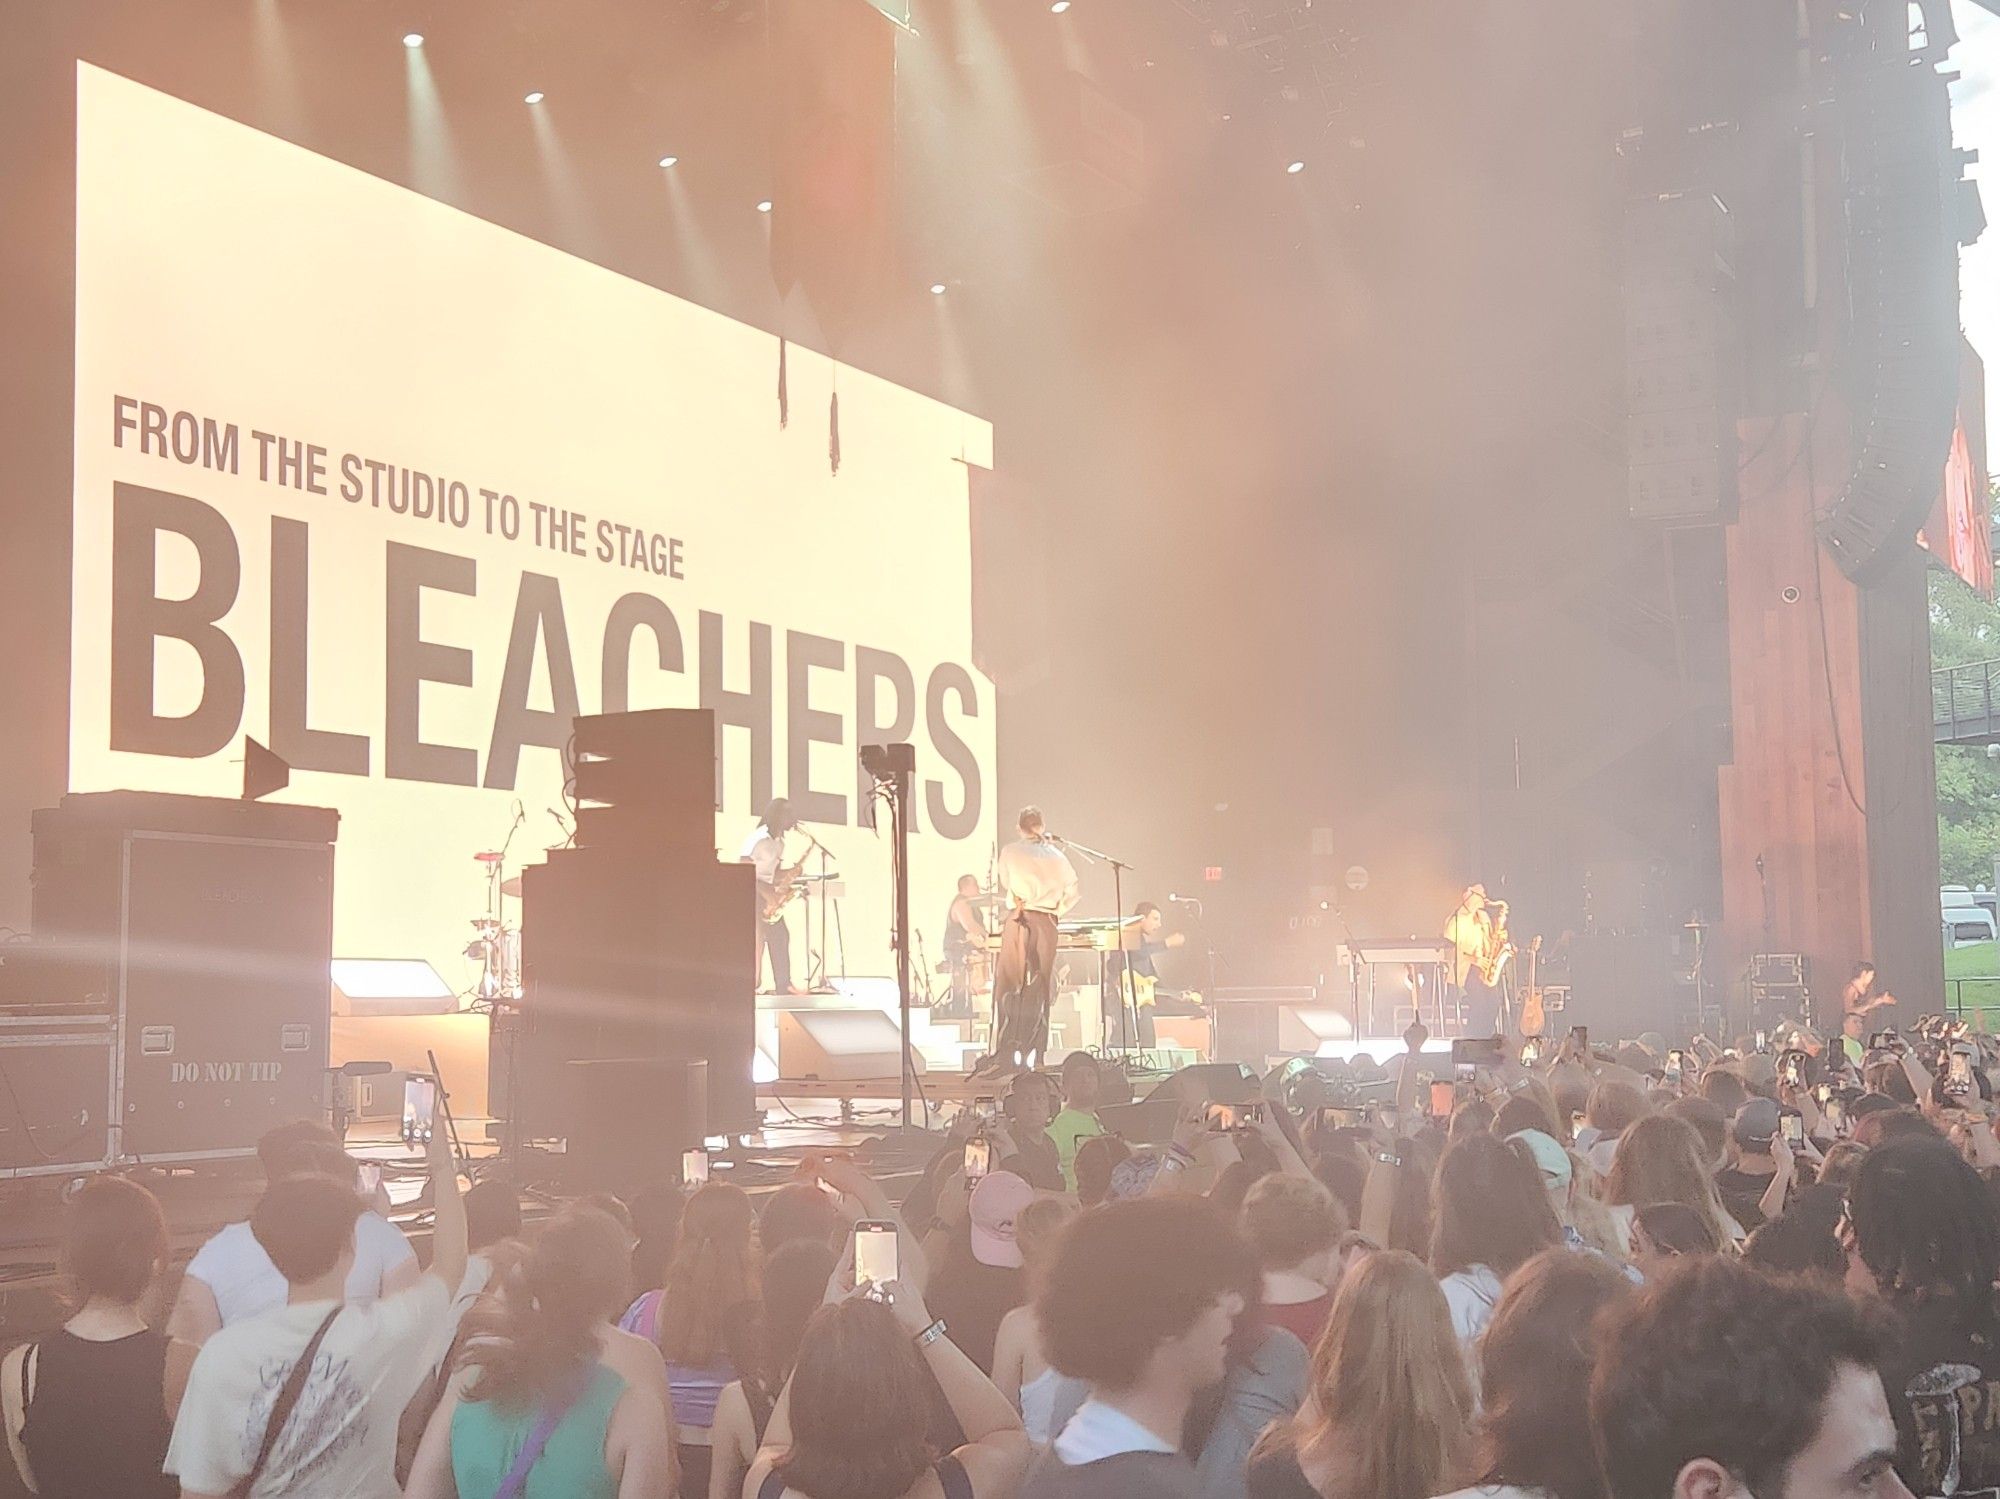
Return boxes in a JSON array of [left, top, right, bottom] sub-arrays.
[[448, 1362, 627, 1499], [406, 1206, 676, 1499]]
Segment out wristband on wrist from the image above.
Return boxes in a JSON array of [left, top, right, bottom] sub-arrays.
[[914, 1318, 949, 1349]]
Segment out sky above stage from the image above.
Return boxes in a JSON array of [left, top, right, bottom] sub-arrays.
[[1956, 0, 2000, 443]]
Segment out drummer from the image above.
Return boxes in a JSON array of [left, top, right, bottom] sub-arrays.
[[941, 874, 992, 1017]]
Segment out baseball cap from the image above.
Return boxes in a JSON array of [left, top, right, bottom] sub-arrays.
[[1732, 1096, 1780, 1148], [967, 1170, 1034, 1268], [1509, 1128, 1573, 1194]]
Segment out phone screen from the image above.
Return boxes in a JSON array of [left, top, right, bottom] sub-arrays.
[[356, 1163, 382, 1199], [854, 1220, 899, 1291], [1205, 1101, 1263, 1131], [682, 1147, 710, 1186], [1319, 1106, 1365, 1130], [1780, 1052, 1805, 1087], [1754, 1030, 1767, 1053], [963, 1137, 992, 1182], [1454, 1061, 1477, 1086], [1826, 1098, 1849, 1136], [1949, 1052, 1974, 1094], [1781, 1113, 1804, 1147], [1429, 1080, 1457, 1118], [1520, 1038, 1543, 1067], [401, 1077, 437, 1148]]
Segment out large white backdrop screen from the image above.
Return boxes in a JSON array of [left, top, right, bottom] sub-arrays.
[[71, 64, 996, 1000]]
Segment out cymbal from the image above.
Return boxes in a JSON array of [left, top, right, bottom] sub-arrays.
[[500, 875, 524, 898]]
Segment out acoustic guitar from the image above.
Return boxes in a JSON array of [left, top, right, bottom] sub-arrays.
[[1518, 934, 1547, 1038]]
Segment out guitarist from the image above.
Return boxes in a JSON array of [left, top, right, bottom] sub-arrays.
[[1101, 902, 1188, 1049], [1445, 884, 1504, 1039], [740, 798, 808, 996]]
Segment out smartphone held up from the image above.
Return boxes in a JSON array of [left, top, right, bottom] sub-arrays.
[[853, 1219, 898, 1298]]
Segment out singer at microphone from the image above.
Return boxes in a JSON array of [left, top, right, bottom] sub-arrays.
[[974, 806, 1080, 1079]]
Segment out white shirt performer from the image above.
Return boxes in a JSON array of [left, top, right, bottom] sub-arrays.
[[740, 797, 806, 995], [983, 806, 1079, 1074]]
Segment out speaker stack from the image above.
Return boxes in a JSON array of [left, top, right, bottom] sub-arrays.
[[511, 709, 755, 1184]]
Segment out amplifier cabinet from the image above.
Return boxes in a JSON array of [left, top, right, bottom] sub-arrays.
[[32, 794, 337, 1164], [0, 1028, 115, 1176]]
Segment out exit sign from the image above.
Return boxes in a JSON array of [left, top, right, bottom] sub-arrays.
[[1204, 866, 1224, 883]]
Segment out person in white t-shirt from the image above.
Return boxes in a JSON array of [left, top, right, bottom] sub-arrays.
[[165, 1122, 419, 1413], [167, 1096, 466, 1499]]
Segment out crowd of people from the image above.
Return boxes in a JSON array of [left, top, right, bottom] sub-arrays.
[[5, 1012, 2000, 1499]]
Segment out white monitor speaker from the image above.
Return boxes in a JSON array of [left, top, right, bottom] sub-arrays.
[[331, 958, 457, 1017], [776, 1009, 928, 1082]]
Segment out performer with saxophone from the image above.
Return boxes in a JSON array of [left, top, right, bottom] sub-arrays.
[[1445, 884, 1509, 1038], [741, 798, 809, 996]]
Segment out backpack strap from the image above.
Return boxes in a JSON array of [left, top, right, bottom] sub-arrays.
[[757, 1470, 789, 1499], [938, 1453, 973, 1499], [230, 1307, 339, 1499], [490, 1367, 592, 1499]]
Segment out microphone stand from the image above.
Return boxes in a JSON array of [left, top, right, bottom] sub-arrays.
[[803, 831, 838, 995], [1056, 835, 1139, 1061]]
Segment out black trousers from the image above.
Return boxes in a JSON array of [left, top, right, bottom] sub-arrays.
[[1101, 982, 1156, 1050], [1462, 972, 1499, 1038], [993, 909, 1058, 1066], [759, 914, 793, 992]]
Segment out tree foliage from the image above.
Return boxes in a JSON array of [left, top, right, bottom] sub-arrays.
[[1932, 479, 2000, 887]]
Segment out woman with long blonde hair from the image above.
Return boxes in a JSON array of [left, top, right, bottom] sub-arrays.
[[1601, 1114, 1742, 1254], [1246, 1250, 1474, 1499]]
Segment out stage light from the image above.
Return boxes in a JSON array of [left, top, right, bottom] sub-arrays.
[[930, 282, 947, 295], [1287, 160, 1305, 174], [658, 154, 679, 168], [1051, 1, 1070, 11], [756, 199, 773, 213], [402, 32, 424, 48], [524, 90, 545, 105]]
